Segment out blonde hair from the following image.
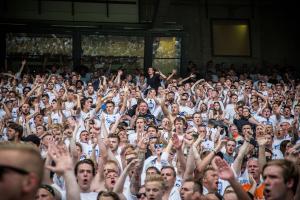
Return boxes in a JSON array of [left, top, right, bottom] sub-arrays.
[[145, 174, 166, 189]]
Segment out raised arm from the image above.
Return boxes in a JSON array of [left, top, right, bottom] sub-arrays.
[[119, 86, 129, 114], [113, 159, 139, 198], [0, 102, 12, 120], [214, 157, 252, 200], [195, 137, 225, 173], [70, 123, 80, 162], [183, 147, 195, 180], [178, 74, 194, 85], [257, 134, 267, 173], [47, 144, 81, 200], [160, 95, 171, 120], [232, 137, 250, 175], [172, 133, 186, 173], [166, 69, 176, 82], [42, 151, 54, 185]]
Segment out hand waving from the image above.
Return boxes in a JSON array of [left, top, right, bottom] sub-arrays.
[[46, 144, 74, 174], [214, 157, 234, 181]]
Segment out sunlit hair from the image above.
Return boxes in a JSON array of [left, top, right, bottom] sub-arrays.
[[145, 174, 165, 189]]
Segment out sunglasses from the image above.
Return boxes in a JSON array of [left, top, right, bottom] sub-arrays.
[[137, 193, 146, 198], [155, 144, 164, 149], [0, 165, 29, 178]]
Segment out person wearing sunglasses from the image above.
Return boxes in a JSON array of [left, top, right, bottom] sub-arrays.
[[0, 142, 44, 200], [35, 184, 61, 200], [136, 185, 147, 200]]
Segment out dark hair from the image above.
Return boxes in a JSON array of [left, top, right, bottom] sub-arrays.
[[161, 166, 176, 177], [22, 134, 41, 147], [74, 159, 96, 176], [22, 86, 31, 94], [40, 184, 55, 197], [106, 100, 115, 107], [146, 166, 161, 175], [8, 122, 23, 140], [108, 133, 120, 143]]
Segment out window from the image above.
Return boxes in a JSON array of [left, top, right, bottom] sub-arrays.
[[152, 37, 181, 75], [81, 35, 144, 72], [6, 33, 72, 56], [211, 19, 251, 56]]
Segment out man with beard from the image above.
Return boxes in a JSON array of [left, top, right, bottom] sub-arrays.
[[263, 159, 299, 200], [6, 122, 23, 142]]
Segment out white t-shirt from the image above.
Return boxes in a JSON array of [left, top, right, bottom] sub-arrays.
[[224, 104, 236, 123], [102, 112, 121, 130], [61, 191, 98, 200]]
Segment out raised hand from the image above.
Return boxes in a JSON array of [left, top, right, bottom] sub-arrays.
[[257, 135, 267, 147], [137, 136, 148, 151], [172, 133, 182, 150], [46, 144, 74, 174], [215, 137, 227, 152], [21, 59, 27, 66], [214, 157, 234, 181]]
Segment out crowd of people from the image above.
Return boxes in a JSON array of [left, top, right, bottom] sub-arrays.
[[0, 59, 300, 200]]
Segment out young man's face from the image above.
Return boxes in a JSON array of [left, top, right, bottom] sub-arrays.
[[180, 181, 194, 200], [148, 68, 154, 75], [263, 165, 291, 200], [145, 181, 164, 200], [80, 131, 89, 143], [21, 104, 30, 114], [108, 137, 119, 151], [139, 103, 148, 114], [225, 141, 236, 155], [161, 168, 176, 189], [105, 171, 118, 191], [263, 108, 271, 118], [7, 128, 17, 141], [76, 163, 94, 192], [175, 120, 184, 132], [203, 170, 219, 192], [106, 103, 114, 114]]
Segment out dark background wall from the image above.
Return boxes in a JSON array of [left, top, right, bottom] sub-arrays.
[[1, 0, 299, 74], [147, 0, 299, 73]]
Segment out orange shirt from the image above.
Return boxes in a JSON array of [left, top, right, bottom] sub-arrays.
[[242, 183, 265, 200]]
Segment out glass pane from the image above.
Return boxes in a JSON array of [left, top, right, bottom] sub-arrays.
[[81, 35, 144, 57], [153, 37, 181, 58], [153, 59, 180, 75], [6, 33, 72, 56], [212, 20, 251, 56], [81, 56, 144, 73]]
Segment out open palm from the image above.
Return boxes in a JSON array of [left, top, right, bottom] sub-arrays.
[[214, 157, 234, 181], [47, 144, 74, 174]]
